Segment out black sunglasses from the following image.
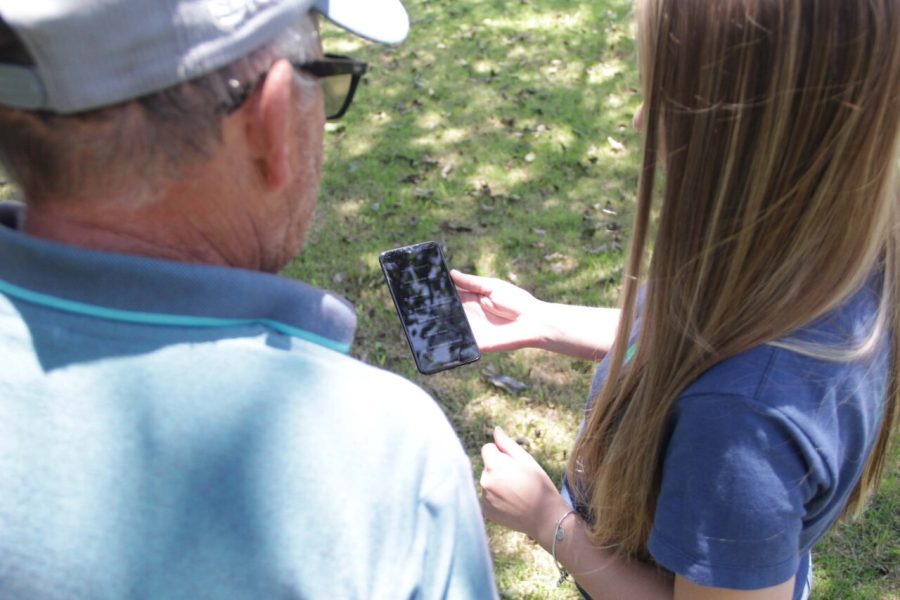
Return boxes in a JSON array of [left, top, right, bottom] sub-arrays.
[[219, 54, 368, 120], [293, 54, 368, 120]]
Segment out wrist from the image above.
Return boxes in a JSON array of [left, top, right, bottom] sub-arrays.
[[531, 300, 561, 352], [551, 509, 579, 586], [533, 494, 573, 551]]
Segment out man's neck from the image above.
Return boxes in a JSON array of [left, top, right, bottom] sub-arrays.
[[20, 178, 276, 271], [23, 206, 227, 265]]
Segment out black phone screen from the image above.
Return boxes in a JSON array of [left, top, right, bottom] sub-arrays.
[[379, 241, 481, 374]]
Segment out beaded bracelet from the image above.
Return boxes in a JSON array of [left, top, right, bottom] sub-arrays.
[[551, 509, 577, 586]]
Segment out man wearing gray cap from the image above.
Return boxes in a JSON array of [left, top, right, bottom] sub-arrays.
[[0, 1, 497, 598]]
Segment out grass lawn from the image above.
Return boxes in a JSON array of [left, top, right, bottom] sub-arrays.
[[0, 0, 896, 597], [302, 0, 899, 597], [298, 3, 638, 593]]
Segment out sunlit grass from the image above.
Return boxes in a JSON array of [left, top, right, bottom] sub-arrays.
[[300, 5, 639, 586], [298, 1, 900, 595]]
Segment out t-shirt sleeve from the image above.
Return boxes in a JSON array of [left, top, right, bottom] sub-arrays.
[[417, 440, 499, 600], [648, 393, 819, 590]]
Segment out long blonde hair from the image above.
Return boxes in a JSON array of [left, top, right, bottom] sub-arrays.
[[569, 0, 900, 560]]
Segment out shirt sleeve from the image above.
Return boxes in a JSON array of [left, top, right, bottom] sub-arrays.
[[417, 446, 499, 600], [648, 393, 819, 591]]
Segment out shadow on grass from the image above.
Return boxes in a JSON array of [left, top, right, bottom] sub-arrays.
[[287, 4, 641, 595], [286, 0, 641, 436]]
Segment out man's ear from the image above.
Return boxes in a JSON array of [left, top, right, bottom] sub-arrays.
[[244, 59, 295, 191]]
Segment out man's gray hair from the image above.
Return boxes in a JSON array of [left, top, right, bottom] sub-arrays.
[[0, 14, 321, 204]]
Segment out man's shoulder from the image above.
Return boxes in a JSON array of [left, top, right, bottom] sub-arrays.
[[271, 340, 462, 442], [292, 341, 433, 402]]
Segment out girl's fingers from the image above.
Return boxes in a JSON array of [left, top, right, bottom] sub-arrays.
[[492, 426, 531, 461], [481, 441, 505, 466], [451, 269, 497, 295]]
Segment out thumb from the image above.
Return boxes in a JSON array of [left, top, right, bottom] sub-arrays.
[[492, 426, 532, 461]]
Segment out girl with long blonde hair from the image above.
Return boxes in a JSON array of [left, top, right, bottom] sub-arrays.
[[453, 0, 900, 597]]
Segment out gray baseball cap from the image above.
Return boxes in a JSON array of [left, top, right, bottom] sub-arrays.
[[0, 0, 409, 114]]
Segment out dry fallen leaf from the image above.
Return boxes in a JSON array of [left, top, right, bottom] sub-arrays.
[[607, 136, 626, 153], [482, 369, 529, 395]]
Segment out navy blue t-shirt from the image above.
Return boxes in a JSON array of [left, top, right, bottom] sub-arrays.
[[568, 280, 889, 599]]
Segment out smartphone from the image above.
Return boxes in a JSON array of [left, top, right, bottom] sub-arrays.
[[379, 241, 481, 374]]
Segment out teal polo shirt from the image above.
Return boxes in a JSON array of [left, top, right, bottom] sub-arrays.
[[0, 202, 497, 599]]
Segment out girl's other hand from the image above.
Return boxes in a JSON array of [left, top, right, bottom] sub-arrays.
[[479, 426, 568, 547]]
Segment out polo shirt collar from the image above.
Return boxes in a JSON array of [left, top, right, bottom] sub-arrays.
[[0, 202, 356, 354]]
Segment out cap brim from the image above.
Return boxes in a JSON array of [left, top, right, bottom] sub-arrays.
[[312, 0, 409, 44]]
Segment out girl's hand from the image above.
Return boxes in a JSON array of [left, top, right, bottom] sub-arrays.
[[451, 270, 547, 352], [452, 270, 621, 360], [479, 426, 568, 547]]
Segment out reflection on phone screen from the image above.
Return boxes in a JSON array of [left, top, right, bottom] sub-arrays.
[[381, 243, 480, 374]]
